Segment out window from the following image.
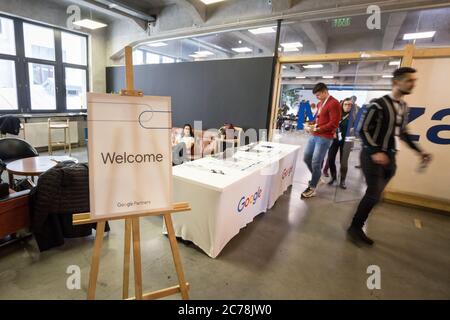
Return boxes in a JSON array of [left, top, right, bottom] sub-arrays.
[[23, 23, 55, 61], [0, 17, 16, 55], [28, 63, 56, 110], [61, 32, 87, 65], [1, 14, 89, 114], [0, 59, 18, 110], [146, 52, 160, 64], [133, 50, 145, 65], [65, 68, 87, 110]]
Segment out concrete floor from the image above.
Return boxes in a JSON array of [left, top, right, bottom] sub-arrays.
[[0, 134, 449, 299]]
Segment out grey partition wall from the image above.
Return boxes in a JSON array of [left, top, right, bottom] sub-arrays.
[[106, 57, 274, 130]]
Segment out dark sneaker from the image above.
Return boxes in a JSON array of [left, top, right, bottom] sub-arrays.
[[301, 187, 316, 198], [328, 178, 336, 185], [347, 226, 374, 246]]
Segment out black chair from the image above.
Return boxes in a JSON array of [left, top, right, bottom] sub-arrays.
[[0, 137, 38, 164]]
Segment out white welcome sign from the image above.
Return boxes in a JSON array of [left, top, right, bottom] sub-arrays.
[[88, 93, 173, 218]]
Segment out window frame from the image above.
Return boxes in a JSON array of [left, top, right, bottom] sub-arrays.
[[0, 13, 89, 114]]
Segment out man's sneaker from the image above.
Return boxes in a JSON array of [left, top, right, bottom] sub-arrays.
[[347, 226, 374, 246], [301, 187, 316, 198]]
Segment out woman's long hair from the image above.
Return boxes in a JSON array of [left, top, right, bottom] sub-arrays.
[[183, 124, 194, 137]]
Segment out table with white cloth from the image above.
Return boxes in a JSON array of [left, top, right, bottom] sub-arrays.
[[166, 141, 301, 258]]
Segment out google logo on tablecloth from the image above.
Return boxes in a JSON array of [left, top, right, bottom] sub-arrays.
[[237, 187, 263, 213], [282, 166, 294, 180]]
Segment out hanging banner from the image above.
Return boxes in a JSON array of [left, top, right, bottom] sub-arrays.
[[386, 58, 450, 203], [88, 93, 173, 218]]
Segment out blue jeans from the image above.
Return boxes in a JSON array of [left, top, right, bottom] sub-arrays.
[[303, 135, 333, 188]]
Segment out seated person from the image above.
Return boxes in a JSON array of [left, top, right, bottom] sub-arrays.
[[218, 123, 237, 153], [173, 124, 195, 165]]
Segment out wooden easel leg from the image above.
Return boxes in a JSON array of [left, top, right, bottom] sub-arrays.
[[164, 213, 190, 300], [87, 221, 106, 300], [122, 218, 132, 299], [131, 217, 143, 300]]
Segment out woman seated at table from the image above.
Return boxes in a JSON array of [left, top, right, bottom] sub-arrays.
[[172, 124, 195, 165]]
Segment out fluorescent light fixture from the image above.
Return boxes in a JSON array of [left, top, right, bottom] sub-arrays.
[[403, 31, 436, 40], [283, 47, 300, 52], [195, 51, 214, 56], [248, 26, 276, 35], [232, 47, 252, 53], [281, 42, 303, 48], [389, 60, 401, 66], [73, 19, 107, 30], [296, 76, 306, 79], [322, 76, 334, 79], [382, 75, 394, 78], [200, 0, 227, 4], [148, 42, 168, 47], [282, 66, 287, 69], [303, 64, 323, 69]]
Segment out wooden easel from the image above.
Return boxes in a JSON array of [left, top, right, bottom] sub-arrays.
[[73, 46, 190, 300]]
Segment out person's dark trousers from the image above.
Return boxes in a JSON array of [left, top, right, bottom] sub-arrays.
[[327, 139, 343, 180], [351, 148, 397, 228]]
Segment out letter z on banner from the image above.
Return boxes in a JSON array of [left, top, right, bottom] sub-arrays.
[[88, 93, 173, 218]]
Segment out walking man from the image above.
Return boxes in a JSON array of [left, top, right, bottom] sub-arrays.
[[347, 67, 432, 245], [302, 83, 341, 198]]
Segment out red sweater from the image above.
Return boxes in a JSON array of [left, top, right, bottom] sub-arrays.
[[312, 95, 342, 139]]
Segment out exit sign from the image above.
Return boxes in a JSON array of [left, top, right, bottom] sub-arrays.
[[333, 17, 351, 28]]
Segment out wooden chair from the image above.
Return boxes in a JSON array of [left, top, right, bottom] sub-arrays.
[[48, 118, 71, 156]]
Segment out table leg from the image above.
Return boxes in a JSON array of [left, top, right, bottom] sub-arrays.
[[8, 172, 13, 188]]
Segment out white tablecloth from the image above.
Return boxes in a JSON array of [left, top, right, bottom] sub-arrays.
[[167, 142, 300, 258]]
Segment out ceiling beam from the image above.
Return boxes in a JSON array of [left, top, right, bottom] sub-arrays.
[[233, 31, 274, 55], [173, 0, 207, 22], [271, 0, 301, 11], [188, 38, 233, 58], [298, 22, 328, 54], [374, 12, 408, 80], [72, 0, 154, 30]]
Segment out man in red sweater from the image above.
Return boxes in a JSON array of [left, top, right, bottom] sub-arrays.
[[302, 83, 342, 198]]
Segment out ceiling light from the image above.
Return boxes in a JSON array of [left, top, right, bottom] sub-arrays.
[[238, 40, 243, 44], [232, 47, 252, 53], [322, 76, 334, 79], [382, 75, 394, 78], [200, 0, 227, 4], [303, 64, 323, 69], [389, 61, 401, 66], [73, 19, 107, 30], [282, 66, 287, 69], [296, 76, 306, 79], [281, 42, 303, 48], [403, 31, 436, 40], [195, 51, 214, 56], [248, 26, 276, 35], [189, 54, 205, 59], [283, 47, 300, 52], [148, 42, 168, 47]]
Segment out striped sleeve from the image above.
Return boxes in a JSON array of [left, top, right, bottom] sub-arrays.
[[360, 103, 384, 154]]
